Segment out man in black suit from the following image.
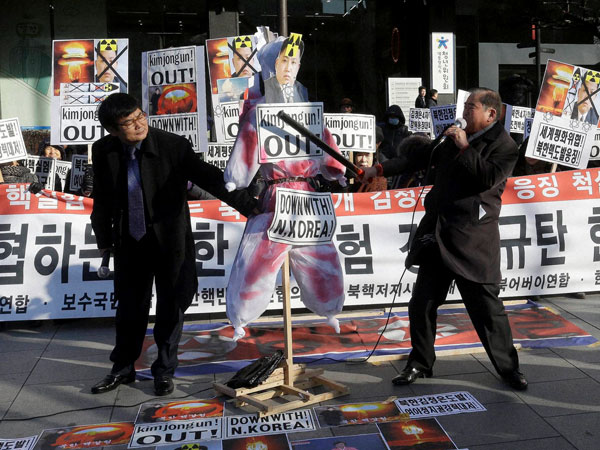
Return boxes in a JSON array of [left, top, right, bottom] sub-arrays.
[[415, 86, 427, 108], [90, 93, 256, 396], [362, 87, 527, 390]]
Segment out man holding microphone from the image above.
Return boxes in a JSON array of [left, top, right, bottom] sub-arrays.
[[361, 87, 527, 390]]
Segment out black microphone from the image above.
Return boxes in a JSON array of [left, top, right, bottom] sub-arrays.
[[432, 118, 467, 149], [98, 250, 111, 279]]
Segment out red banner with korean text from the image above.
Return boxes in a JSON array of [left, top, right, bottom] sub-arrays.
[[1, 168, 599, 321]]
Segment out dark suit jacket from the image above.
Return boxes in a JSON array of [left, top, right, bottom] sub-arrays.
[[382, 121, 518, 283], [415, 96, 427, 108], [91, 127, 256, 309], [571, 104, 599, 126], [263, 76, 308, 103]]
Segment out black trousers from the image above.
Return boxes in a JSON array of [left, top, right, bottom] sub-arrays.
[[407, 247, 520, 376], [110, 230, 185, 378]]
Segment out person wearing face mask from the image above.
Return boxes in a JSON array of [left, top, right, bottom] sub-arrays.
[[378, 105, 411, 163]]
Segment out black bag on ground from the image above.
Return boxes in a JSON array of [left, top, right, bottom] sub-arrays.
[[226, 350, 285, 389]]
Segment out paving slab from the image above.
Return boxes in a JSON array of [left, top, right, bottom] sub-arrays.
[[438, 401, 559, 447], [0, 350, 41, 375], [519, 377, 600, 417], [468, 436, 578, 450], [0, 373, 27, 404], [0, 382, 117, 438], [545, 412, 600, 450], [26, 352, 112, 385]]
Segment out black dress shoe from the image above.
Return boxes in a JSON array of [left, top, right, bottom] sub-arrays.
[[392, 366, 433, 385], [154, 376, 174, 396], [91, 371, 136, 394], [502, 370, 528, 390]]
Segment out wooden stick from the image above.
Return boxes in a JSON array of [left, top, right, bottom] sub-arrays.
[[282, 253, 294, 385]]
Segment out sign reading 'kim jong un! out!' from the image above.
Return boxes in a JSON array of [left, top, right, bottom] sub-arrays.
[[256, 102, 324, 163], [51, 38, 129, 145]]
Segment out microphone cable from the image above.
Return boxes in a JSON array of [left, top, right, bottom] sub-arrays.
[[334, 123, 463, 365]]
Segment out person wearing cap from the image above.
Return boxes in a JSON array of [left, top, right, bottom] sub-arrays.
[[340, 98, 354, 113]]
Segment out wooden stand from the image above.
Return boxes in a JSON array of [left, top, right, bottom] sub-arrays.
[[213, 254, 349, 416]]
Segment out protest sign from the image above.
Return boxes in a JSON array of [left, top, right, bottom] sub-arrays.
[[59, 82, 119, 104], [206, 33, 262, 143], [24, 156, 56, 190], [268, 189, 336, 245], [525, 60, 599, 168], [378, 418, 457, 450], [51, 39, 128, 145], [205, 143, 234, 170], [0, 436, 38, 450], [387, 77, 422, 115], [214, 100, 241, 142], [130, 418, 222, 447], [34, 423, 134, 450], [0, 118, 28, 164], [290, 434, 388, 450], [70, 154, 89, 191], [395, 391, 486, 419], [591, 129, 600, 161], [224, 410, 315, 438], [142, 46, 208, 153], [256, 102, 323, 163], [429, 104, 457, 138], [510, 106, 535, 135], [314, 401, 406, 428], [224, 434, 290, 450], [54, 160, 71, 191], [408, 108, 433, 135], [431, 32, 455, 94], [135, 399, 224, 424], [324, 113, 375, 152], [524, 117, 534, 141], [454, 89, 470, 120]]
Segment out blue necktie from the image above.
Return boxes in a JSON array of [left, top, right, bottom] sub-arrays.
[[127, 146, 146, 241]]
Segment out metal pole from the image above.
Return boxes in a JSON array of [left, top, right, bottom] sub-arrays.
[[279, 0, 288, 37], [535, 22, 541, 93], [49, 1, 55, 41]]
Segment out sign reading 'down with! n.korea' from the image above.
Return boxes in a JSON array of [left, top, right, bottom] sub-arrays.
[[268, 188, 336, 245], [324, 113, 376, 152], [257, 102, 323, 163]]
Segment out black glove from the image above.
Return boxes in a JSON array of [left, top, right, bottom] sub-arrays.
[[28, 182, 44, 194]]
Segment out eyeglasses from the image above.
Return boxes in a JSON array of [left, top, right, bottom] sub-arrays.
[[118, 111, 147, 129]]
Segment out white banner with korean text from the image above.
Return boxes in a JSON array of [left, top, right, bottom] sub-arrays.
[[1, 168, 600, 321]]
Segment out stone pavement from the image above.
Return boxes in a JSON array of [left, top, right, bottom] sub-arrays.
[[1, 293, 600, 449]]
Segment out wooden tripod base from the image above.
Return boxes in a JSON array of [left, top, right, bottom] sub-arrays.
[[213, 362, 348, 417]]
